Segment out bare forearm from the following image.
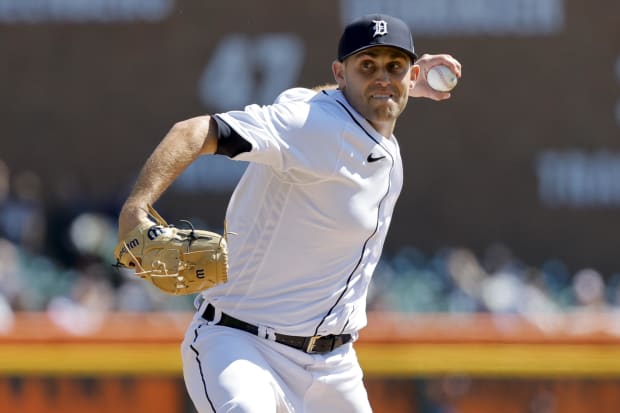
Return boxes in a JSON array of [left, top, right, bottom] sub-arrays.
[[119, 115, 216, 237]]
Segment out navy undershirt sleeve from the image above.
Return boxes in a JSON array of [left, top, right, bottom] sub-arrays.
[[213, 115, 252, 158]]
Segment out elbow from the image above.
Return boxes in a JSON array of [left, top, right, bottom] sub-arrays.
[[170, 116, 210, 136], [170, 116, 217, 154]]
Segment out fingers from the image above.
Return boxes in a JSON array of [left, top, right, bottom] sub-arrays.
[[410, 53, 462, 100], [438, 54, 462, 77], [417, 53, 462, 78]]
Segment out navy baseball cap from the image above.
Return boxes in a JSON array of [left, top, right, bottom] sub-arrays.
[[338, 14, 417, 63]]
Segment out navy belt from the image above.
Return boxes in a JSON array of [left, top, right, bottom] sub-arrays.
[[202, 303, 352, 354]]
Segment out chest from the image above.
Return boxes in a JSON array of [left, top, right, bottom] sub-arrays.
[[290, 136, 403, 234]]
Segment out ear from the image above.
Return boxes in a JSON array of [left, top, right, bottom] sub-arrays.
[[332, 61, 346, 89], [408, 64, 420, 94]]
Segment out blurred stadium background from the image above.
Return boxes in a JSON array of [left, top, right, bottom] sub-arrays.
[[0, 0, 619, 412]]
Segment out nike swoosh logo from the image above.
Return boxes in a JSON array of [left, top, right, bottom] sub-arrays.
[[367, 153, 386, 163]]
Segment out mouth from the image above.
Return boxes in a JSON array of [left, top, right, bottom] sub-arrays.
[[369, 91, 396, 101]]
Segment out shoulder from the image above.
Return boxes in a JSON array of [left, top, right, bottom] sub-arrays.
[[308, 89, 350, 115], [274, 87, 317, 104], [223, 88, 350, 142], [268, 88, 345, 133], [270, 89, 349, 154], [273, 88, 347, 120]]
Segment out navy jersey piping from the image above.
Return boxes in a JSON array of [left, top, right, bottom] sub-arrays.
[[313, 93, 395, 336], [190, 324, 217, 412]]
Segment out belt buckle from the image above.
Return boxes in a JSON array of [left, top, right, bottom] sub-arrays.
[[304, 335, 322, 353]]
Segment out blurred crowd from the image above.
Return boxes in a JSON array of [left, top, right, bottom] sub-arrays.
[[368, 244, 617, 314], [0, 159, 618, 333], [0, 159, 195, 332]]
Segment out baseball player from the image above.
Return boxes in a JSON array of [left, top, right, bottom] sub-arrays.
[[117, 14, 461, 413]]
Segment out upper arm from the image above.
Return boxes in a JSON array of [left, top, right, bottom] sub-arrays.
[[201, 116, 219, 155], [185, 115, 253, 157], [169, 115, 219, 155]]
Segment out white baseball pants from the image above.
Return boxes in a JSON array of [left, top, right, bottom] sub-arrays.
[[181, 316, 372, 413]]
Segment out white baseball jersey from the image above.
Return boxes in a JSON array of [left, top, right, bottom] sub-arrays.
[[200, 87, 403, 337]]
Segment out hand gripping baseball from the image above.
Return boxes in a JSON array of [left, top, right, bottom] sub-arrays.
[[411, 53, 461, 101], [113, 205, 228, 295]]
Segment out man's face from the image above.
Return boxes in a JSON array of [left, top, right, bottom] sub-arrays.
[[333, 46, 418, 135]]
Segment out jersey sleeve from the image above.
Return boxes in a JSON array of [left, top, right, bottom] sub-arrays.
[[214, 88, 342, 174], [213, 115, 253, 158]]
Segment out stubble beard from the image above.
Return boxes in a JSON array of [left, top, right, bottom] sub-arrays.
[[342, 87, 405, 131], [367, 97, 406, 125]]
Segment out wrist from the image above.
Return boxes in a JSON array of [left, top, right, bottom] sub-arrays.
[[118, 203, 149, 239]]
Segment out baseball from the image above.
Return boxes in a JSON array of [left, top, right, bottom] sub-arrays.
[[426, 65, 458, 92]]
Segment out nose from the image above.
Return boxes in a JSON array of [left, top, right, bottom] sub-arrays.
[[374, 67, 390, 85]]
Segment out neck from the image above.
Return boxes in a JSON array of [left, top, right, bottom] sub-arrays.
[[367, 120, 395, 138], [339, 90, 396, 138]]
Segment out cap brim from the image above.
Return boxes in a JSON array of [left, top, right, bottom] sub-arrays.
[[339, 44, 417, 63]]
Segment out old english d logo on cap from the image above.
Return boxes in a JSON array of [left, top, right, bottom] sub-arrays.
[[337, 14, 417, 62], [372, 20, 388, 37]]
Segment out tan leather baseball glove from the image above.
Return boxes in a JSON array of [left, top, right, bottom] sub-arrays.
[[113, 205, 228, 295]]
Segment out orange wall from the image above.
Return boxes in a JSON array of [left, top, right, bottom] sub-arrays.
[[2, 312, 620, 413]]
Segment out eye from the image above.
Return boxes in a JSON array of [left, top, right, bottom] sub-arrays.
[[389, 61, 405, 73], [360, 60, 375, 71]]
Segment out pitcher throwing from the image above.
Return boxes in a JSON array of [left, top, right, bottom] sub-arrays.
[[117, 13, 461, 413]]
